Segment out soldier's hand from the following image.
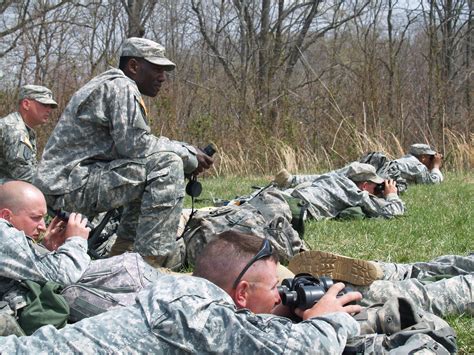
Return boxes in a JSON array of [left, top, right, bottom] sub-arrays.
[[64, 213, 90, 240], [433, 153, 443, 169], [294, 283, 362, 320], [193, 147, 214, 175], [42, 216, 68, 251], [383, 179, 398, 196]]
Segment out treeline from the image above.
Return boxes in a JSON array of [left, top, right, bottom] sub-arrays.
[[0, 0, 471, 175]]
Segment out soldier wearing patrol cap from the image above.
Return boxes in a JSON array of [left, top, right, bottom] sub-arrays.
[[34, 37, 213, 270], [393, 143, 444, 184], [0, 85, 58, 184], [287, 162, 404, 221]]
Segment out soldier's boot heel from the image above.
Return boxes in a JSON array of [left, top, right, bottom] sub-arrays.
[[288, 250, 383, 286]]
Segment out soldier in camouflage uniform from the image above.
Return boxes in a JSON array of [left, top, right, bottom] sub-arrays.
[[0, 85, 58, 184], [0, 232, 362, 353], [284, 162, 404, 220], [289, 250, 473, 317], [33, 37, 213, 270], [0, 181, 91, 335], [392, 143, 443, 184]]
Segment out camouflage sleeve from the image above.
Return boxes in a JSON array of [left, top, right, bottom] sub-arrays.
[[0, 277, 361, 353], [356, 191, 405, 218], [0, 126, 36, 182], [106, 80, 198, 174], [269, 312, 360, 353], [0, 222, 90, 285], [397, 159, 443, 184]]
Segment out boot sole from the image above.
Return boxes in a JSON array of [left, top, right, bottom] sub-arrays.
[[288, 250, 382, 286]]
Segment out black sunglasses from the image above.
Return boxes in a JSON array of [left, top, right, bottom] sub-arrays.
[[232, 238, 273, 289]]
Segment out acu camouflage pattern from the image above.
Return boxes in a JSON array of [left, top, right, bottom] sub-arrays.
[[184, 187, 305, 264], [62, 253, 163, 322], [0, 112, 37, 183], [0, 313, 25, 337], [287, 173, 405, 220], [0, 219, 90, 298], [0, 275, 360, 354], [358, 254, 473, 316], [33, 68, 198, 268], [346, 297, 457, 354], [393, 155, 443, 184]]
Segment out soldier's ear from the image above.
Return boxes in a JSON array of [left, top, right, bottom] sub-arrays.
[[127, 58, 140, 76], [19, 99, 30, 111], [0, 208, 13, 221], [232, 281, 251, 309]]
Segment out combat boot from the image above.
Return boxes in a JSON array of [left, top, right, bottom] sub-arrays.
[[274, 169, 292, 188], [288, 250, 383, 286], [354, 297, 421, 335], [109, 238, 134, 256]]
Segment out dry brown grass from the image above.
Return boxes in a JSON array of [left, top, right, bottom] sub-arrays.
[[210, 127, 472, 176]]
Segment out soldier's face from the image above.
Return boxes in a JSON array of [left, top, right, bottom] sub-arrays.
[[27, 100, 54, 126], [9, 194, 47, 240], [243, 259, 282, 314], [134, 59, 167, 97], [360, 181, 377, 195]]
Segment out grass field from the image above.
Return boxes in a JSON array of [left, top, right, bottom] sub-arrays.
[[187, 172, 473, 352]]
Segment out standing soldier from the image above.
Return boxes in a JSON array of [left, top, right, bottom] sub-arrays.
[[0, 85, 58, 184], [34, 37, 213, 270]]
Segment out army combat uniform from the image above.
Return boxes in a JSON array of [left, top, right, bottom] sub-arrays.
[[392, 155, 443, 184], [0, 85, 57, 184], [0, 218, 91, 335], [34, 66, 197, 269], [287, 173, 405, 220], [0, 112, 38, 184], [0, 218, 90, 295], [359, 254, 473, 316], [0, 275, 359, 354]]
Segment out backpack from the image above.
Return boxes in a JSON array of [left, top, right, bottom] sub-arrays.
[[183, 187, 306, 265], [61, 253, 160, 322]]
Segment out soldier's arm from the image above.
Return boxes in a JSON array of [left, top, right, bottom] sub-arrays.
[[106, 80, 198, 174], [0, 221, 90, 285], [1, 128, 36, 182], [355, 190, 405, 218]]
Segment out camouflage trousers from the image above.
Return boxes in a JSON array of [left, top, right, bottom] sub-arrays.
[[358, 254, 474, 316], [47, 152, 185, 269], [0, 313, 24, 336]]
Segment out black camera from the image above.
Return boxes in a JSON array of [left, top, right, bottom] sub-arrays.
[[185, 143, 217, 198], [52, 208, 94, 230], [374, 183, 385, 196], [278, 273, 353, 310]]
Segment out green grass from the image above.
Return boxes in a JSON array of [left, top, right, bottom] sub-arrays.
[[186, 172, 473, 352]]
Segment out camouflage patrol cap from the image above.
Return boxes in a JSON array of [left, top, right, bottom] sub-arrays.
[[409, 144, 436, 156], [346, 162, 384, 184], [121, 37, 176, 71], [19, 85, 58, 108]]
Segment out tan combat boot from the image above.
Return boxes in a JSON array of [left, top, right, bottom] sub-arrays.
[[274, 169, 292, 188], [109, 238, 134, 256], [288, 250, 383, 286]]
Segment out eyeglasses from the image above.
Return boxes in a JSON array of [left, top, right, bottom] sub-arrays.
[[232, 238, 273, 289]]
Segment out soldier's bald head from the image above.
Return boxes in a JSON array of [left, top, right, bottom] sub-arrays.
[[0, 181, 45, 213]]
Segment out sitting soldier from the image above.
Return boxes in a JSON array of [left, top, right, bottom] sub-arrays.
[[0, 85, 58, 184], [283, 162, 404, 220]]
